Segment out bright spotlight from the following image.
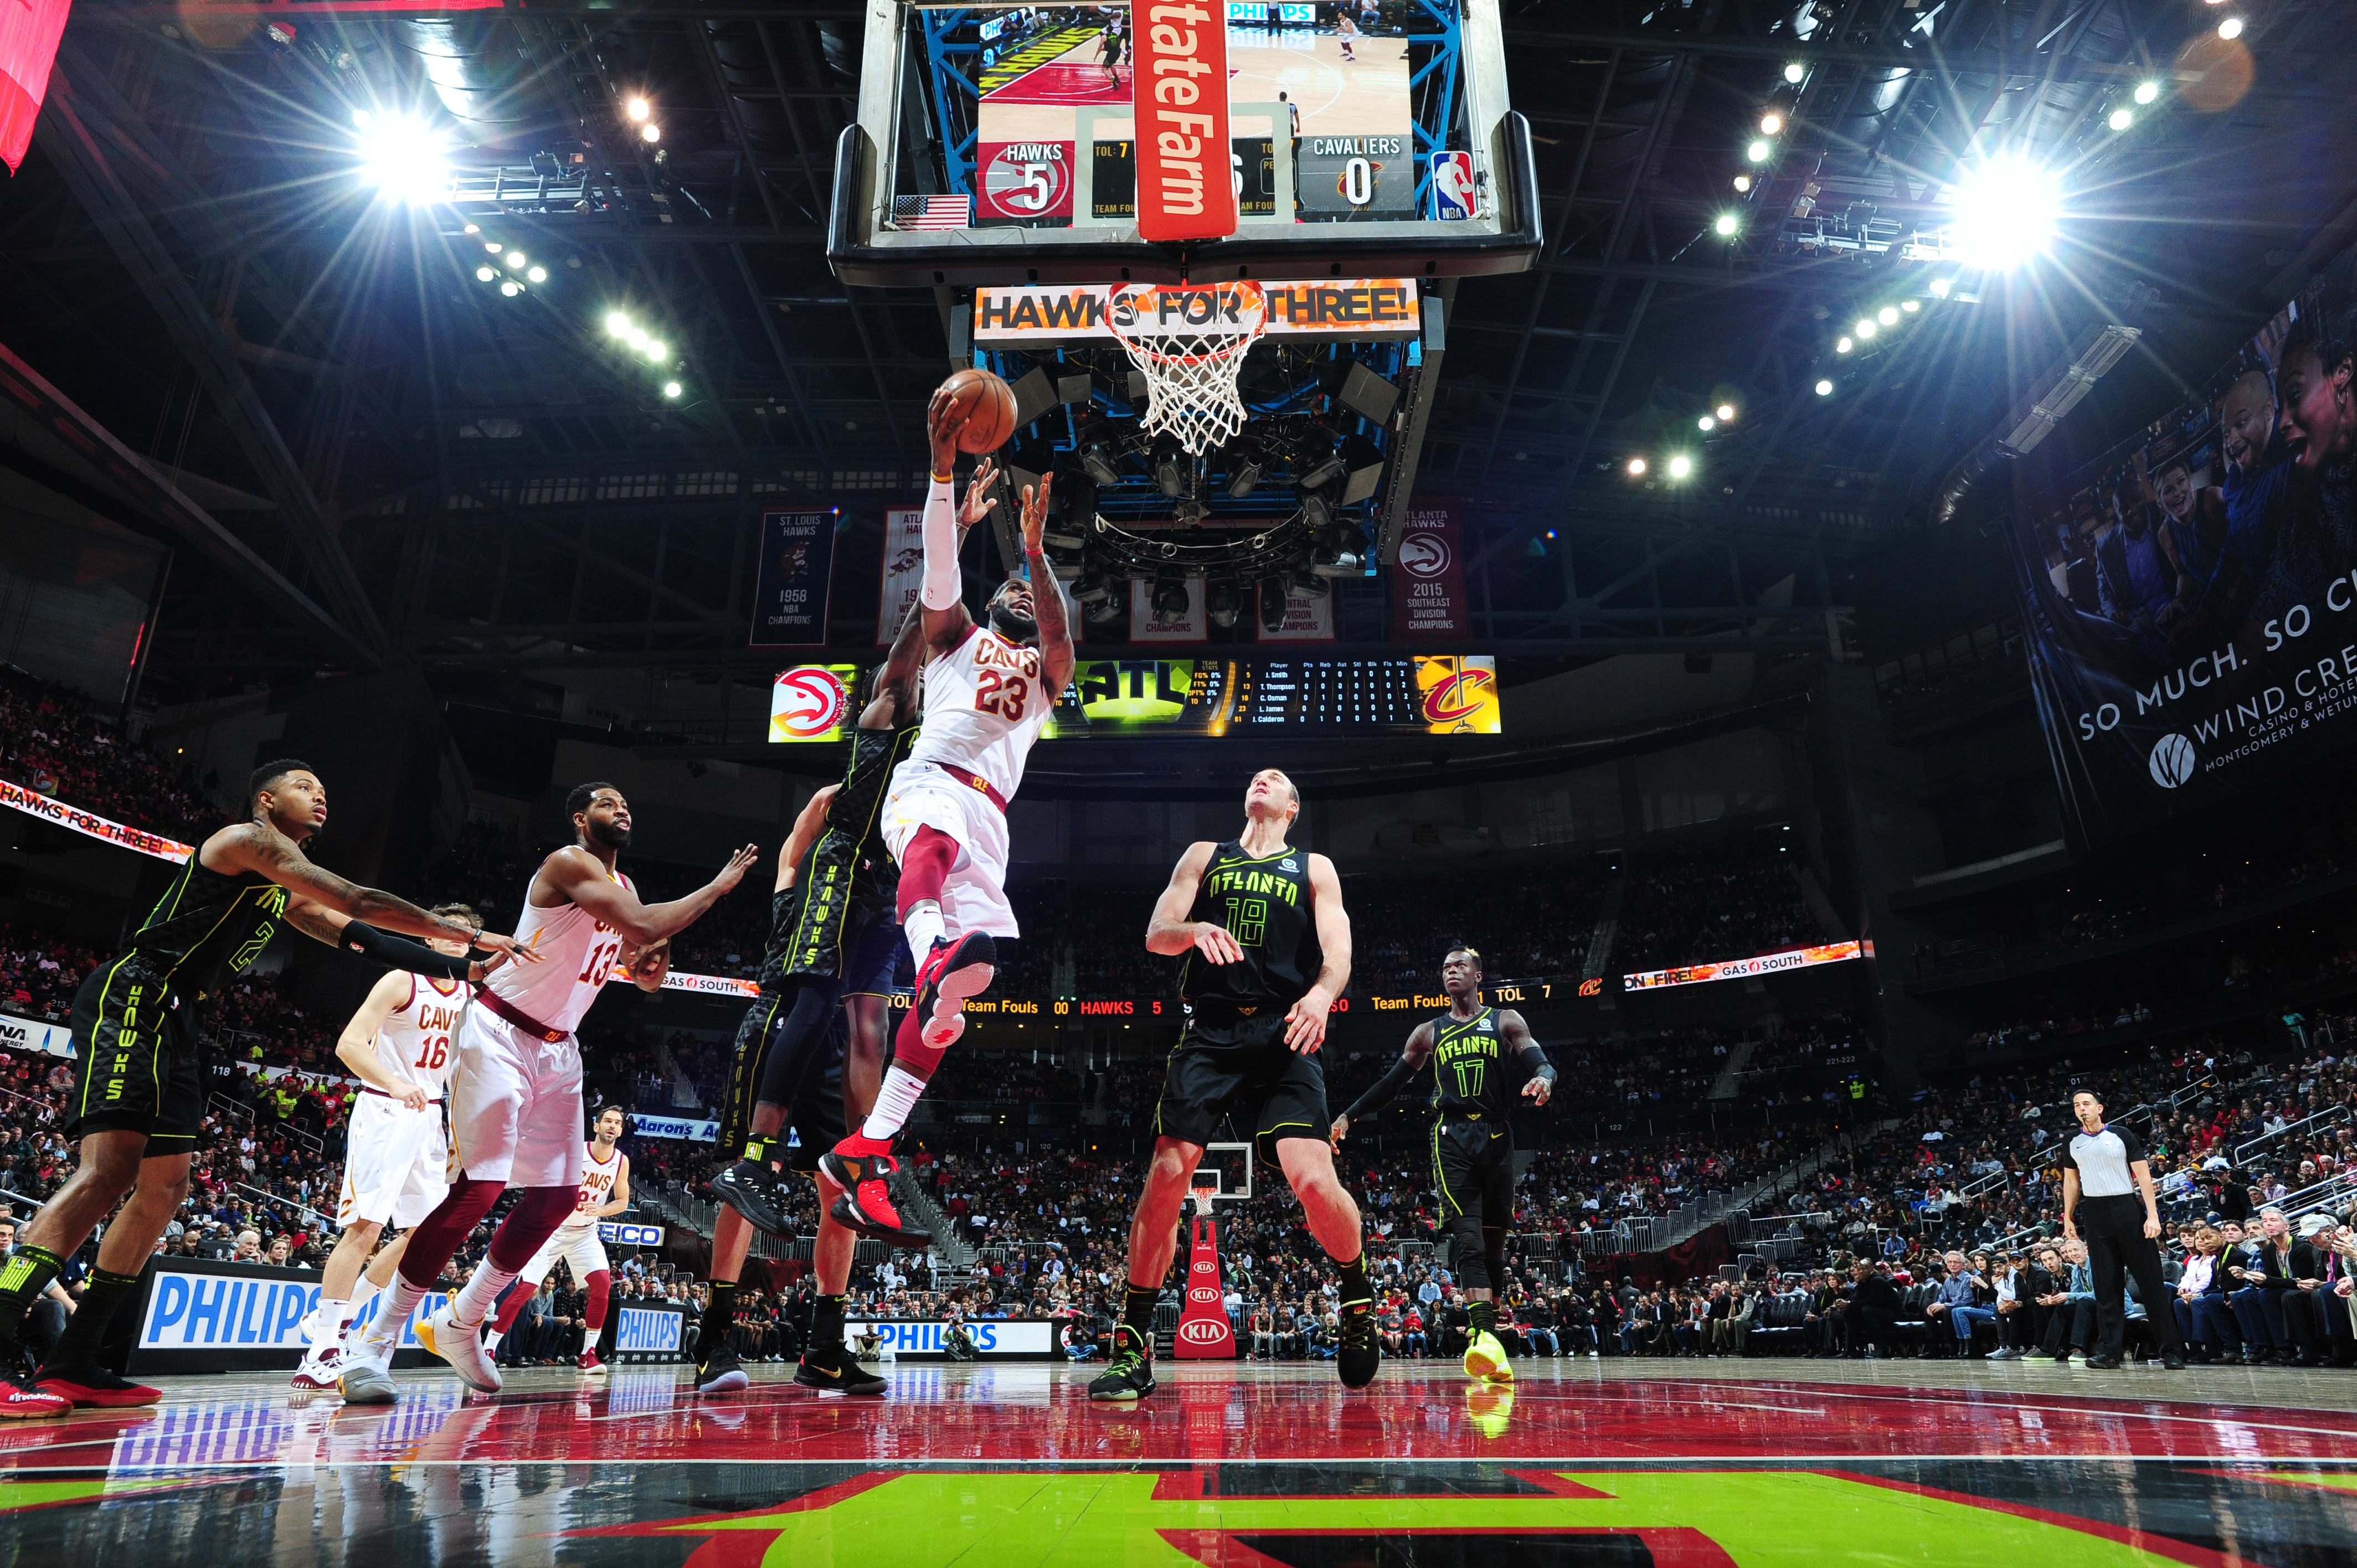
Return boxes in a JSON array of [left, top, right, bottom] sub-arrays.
[[605, 312, 632, 336], [1877, 306, 1899, 326], [1901, 298, 1920, 312], [356, 112, 452, 206], [1732, 174, 1752, 193], [1746, 140, 1772, 163], [1626, 457, 1648, 477], [662, 380, 683, 399], [505, 251, 527, 267], [1716, 403, 1736, 421], [626, 97, 651, 122], [1698, 415, 1717, 432], [1946, 153, 2062, 270], [1667, 454, 1694, 480], [641, 123, 661, 144], [1930, 277, 1953, 297], [2217, 15, 2242, 37], [528, 266, 548, 282], [1836, 336, 1853, 353], [485, 241, 502, 252], [1759, 111, 1784, 135], [1815, 379, 1834, 396], [500, 280, 522, 297], [462, 223, 479, 235], [644, 340, 668, 362], [2108, 107, 2133, 131], [2134, 80, 2161, 105], [1855, 319, 1876, 337], [476, 266, 496, 282], [1715, 213, 1740, 236], [1784, 61, 1805, 83]]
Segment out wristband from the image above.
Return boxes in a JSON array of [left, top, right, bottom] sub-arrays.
[[932, 469, 956, 484]]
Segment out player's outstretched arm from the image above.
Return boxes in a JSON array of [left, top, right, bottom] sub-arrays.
[[1500, 1008, 1557, 1108], [919, 387, 979, 654], [1145, 840, 1243, 961], [211, 821, 530, 959], [776, 785, 841, 893], [1332, 1022, 1434, 1147], [333, 969, 430, 1111], [864, 463, 996, 726], [1284, 853, 1351, 1054], [542, 841, 761, 947], [1018, 474, 1075, 698]]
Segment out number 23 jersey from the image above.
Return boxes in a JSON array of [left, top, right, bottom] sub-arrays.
[[907, 623, 1054, 801]]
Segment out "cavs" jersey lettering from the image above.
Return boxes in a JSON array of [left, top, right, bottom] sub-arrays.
[[974, 635, 1042, 680]]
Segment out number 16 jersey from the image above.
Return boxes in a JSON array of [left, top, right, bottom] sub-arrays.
[[374, 975, 467, 1097], [907, 623, 1054, 802]]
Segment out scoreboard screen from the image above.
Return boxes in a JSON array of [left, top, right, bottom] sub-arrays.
[[1045, 655, 1499, 737]]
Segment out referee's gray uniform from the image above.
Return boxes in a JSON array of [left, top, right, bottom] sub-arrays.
[[2064, 1123, 2181, 1359]]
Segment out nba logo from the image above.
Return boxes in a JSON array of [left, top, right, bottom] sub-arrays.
[[1429, 152, 1476, 220]]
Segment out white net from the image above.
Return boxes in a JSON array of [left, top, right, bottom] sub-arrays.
[[1109, 282, 1267, 455]]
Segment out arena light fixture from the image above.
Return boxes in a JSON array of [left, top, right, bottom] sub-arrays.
[[1784, 61, 1806, 84], [1626, 456, 1648, 477], [2217, 15, 2243, 37], [1666, 453, 1695, 480], [1715, 213, 1740, 236], [1946, 152, 2062, 270], [1815, 379, 1835, 395], [662, 380, 683, 399], [354, 111, 452, 205], [1836, 336, 1854, 353], [626, 96, 652, 122], [500, 280, 522, 297], [484, 241, 502, 253], [1930, 277, 1953, 297], [1698, 415, 1716, 432], [1855, 318, 1877, 338], [1901, 298, 1921, 312], [606, 311, 632, 336], [505, 251, 527, 269], [1877, 306, 1899, 326], [644, 339, 668, 362], [641, 123, 662, 144], [1746, 140, 1772, 163], [2134, 80, 2162, 105], [476, 266, 496, 282], [1732, 174, 1753, 193], [1759, 111, 1784, 135], [1716, 403, 1736, 421], [527, 266, 548, 283], [2108, 108, 2133, 131]]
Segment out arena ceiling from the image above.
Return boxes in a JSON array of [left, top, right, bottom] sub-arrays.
[[4, 0, 2354, 710]]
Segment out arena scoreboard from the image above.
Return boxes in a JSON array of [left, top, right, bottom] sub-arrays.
[[1047, 654, 1497, 736]]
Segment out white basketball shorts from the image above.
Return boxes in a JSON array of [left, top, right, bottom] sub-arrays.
[[449, 1008, 585, 1188], [880, 760, 1020, 940], [517, 1221, 610, 1287], [336, 1091, 450, 1230]]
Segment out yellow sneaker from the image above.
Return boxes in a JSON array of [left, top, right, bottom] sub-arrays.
[[1462, 1329, 1513, 1383], [1464, 1382, 1515, 1438]]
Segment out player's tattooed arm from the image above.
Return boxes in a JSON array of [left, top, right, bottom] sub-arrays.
[[776, 786, 840, 893], [1285, 853, 1352, 1055], [218, 822, 531, 960], [1145, 840, 1243, 963], [1500, 1008, 1556, 1107], [1019, 473, 1076, 698], [1332, 1021, 1434, 1146], [285, 901, 499, 983]]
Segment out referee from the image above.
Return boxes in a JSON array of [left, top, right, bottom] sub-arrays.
[[2058, 1089, 2184, 1370]]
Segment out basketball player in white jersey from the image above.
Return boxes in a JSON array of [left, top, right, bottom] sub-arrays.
[[339, 789, 756, 1402], [292, 904, 481, 1389], [484, 1105, 630, 1373], [821, 390, 1073, 1245]]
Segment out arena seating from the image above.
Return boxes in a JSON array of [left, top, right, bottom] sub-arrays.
[[0, 666, 223, 845]]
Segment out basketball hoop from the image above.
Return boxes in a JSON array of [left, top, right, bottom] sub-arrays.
[[1108, 281, 1267, 455]]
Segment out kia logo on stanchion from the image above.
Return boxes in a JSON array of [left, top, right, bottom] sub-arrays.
[[1178, 1321, 1228, 1345], [1190, 1258, 1216, 1276], [1188, 1286, 1220, 1304]]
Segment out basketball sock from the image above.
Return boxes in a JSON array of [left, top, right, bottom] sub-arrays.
[[309, 1301, 348, 1356], [702, 1282, 738, 1354], [358, 1279, 428, 1359], [45, 1267, 141, 1370], [813, 1293, 846, 1354], [483, 1328, 504, 1353], [1470, 1299, 1497, 1339], [739, 1134, 776, 1168], [347, 1270, 385, 1324], [1121, 1285, 1160, 1349], [450, 1260, 521, 1328], [857, 1064, 932, 1143], [584, 1271, 612, 1335], [903, 902, 945, 962], [0, 1246, 65, 1347], [1333, 1253, 1371, 1306]]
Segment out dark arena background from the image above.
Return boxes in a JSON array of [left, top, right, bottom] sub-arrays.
[[2, 0, 2357, 1559]]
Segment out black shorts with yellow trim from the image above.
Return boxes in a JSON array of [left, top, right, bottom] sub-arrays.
[[719, 976, 847, 1171], [63, 962, 205, 1149], [1431, 1116, 1515, 1226], [1152, 1007, 1329, 1160], [838, 907, 905, 998]]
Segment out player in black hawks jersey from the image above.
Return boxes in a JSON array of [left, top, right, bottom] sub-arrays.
[[1332, 945, 1556, 1384], [0, 760, 533, 1418], [1091, 768, 1380, 1401]]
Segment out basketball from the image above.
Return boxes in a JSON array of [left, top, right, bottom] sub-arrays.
[[940, 367, 1018, 453]]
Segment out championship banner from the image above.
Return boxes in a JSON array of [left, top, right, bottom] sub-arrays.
[[1623, 939, 1862, 992], [0, 1011, 71, 1059], [770, 664, 862, 742], [972, 280, 1419, 343], [1391, 497, 1469, 639], [1130, 576, 1207, 642], [2004, 244, 2357, 844], [0, 777, 191, 863], [0, 0, 70, 173], [749, 510, 837, 647], [877, 505, 927, 645], [1255, 584, 1336, 641], [1133, 3, 1233, 241]]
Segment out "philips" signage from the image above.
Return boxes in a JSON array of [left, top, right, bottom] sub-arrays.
[[843, 1319, 1055, 1358], [614, 1307, 683, 1354]]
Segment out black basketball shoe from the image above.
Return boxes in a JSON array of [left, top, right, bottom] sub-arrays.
[[796, 1337, 887, 1397], [1087, 1325, 1157, 1402], [711, 1159, 792, 1236], [1336, 1298, 1381, 1390]]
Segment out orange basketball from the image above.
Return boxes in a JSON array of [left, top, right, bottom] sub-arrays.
[[941, 367, 1019, 453]]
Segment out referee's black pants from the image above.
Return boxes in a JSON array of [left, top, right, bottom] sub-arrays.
[[2081, 1194, 2180, 1358]]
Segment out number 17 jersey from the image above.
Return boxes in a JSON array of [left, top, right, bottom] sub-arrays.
[[907, 623, 1055, 801]]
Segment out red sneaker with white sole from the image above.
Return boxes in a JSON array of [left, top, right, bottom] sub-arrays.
[[820, 1139, 934, 1248], [37, 1365, 161, 1409]]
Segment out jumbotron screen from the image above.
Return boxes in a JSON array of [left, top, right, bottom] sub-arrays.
[[1046, 654, 1497, 736]]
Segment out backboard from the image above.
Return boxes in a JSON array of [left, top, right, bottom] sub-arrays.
[[1191, 1141, 1255, 1205], [829, 0, 1537, 287]]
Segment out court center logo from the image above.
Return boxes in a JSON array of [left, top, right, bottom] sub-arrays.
[[1398, 531, 1452, 580], [2148, 732, 2197, 789], [772, 666, 851, 740]]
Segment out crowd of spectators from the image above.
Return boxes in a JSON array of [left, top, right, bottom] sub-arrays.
[[1616, 839, 1819, 972], [0, 666, 223, 845]]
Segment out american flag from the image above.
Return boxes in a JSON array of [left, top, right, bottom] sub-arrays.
[[891, 194, 970, 230]]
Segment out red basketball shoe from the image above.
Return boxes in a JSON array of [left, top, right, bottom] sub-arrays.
[[820, 1137, 934, 1248], [899, 932, 996, 1055]]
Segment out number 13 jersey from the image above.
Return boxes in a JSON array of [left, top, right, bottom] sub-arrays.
[[491, 865, 636, 1036], [907, 623, 1054, 801]]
